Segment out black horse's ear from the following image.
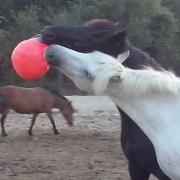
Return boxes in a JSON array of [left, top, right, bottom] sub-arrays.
[[107, 29, 126, 43], [114, 20, 128, 30], [109, 20, 128, 42]]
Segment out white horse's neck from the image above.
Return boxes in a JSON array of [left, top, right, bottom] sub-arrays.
[[109, 92, 180, 141], [93, 65, 180, 179], [93, 65, 180, 143], [109, 91, 180, 179]]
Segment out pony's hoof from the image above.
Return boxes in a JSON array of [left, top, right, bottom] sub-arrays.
[[68, 122, 73, 127], [28, 131, 33, 136], [54, 131, 59, 135], [2, 133, 8, 137]]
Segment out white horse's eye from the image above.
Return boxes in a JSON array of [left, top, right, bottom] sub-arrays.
[[84, 70, 92, 79]]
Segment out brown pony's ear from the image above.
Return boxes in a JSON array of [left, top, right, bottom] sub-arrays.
[[68, 101, 78, 113], [68, 101, 72, 106], [73, 108, 78, 113]]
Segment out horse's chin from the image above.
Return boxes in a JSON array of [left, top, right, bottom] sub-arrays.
[[73, 78, 93, 92]]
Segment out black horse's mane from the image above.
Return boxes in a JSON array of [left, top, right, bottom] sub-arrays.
[[84, 19, 160, 70], [124, 42, 161, 70]]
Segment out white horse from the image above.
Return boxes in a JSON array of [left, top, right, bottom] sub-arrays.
[[45, 44, 180, 179]]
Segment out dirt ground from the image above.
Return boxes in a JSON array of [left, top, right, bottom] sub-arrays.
[[0, 96, 157, 180]]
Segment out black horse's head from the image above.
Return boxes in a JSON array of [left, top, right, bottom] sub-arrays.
[[40, 19, 127, 56]]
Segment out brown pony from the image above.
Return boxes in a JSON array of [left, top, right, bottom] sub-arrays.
[[0, 86, 74, 136]]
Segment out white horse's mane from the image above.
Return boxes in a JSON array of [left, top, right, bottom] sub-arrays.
[[92, 52, 180, 96], [120, 67, 180, 96]]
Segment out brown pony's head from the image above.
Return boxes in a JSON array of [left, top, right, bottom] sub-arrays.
[[60, 101, 74, 127]]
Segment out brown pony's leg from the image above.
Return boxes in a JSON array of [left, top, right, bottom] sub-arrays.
[[28, 113, 39, 136], [1, 113, 8, 136], [46, 111, 59, 135]]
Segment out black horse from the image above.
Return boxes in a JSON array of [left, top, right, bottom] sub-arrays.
[[40, 19, 170, 180]]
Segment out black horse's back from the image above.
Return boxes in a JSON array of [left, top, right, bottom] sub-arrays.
[[124, 44, 161, 69], [40, 19, 171, 180]]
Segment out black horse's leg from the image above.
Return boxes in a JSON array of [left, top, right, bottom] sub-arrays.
[[154, 171, 171, 180], [158, 176, 171, 180], [28, 113, 39, 136], [1, 113, 8, 136], [129, 163, 150, 180], [46, 111, 59, 135]]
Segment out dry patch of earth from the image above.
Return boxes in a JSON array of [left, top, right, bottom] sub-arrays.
[[0, 96, 157, 180]]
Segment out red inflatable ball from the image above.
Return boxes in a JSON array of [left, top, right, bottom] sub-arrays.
[[11, 38, 49, 80]]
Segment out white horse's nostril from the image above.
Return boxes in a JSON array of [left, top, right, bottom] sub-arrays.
[[45, 53, 61, 66], [47, 53, 54, 59], [45, 46, 57, 59]]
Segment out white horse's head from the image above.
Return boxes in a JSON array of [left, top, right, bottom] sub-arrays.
[[45, 45, 129, 94]]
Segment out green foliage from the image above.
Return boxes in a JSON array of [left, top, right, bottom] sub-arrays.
[[0, 0, 180, 85], [42, 6, 74, 26], [149, 12, 178, 55], [0, 29, 11, 57], [67, 0, 126, 25], [161, 0, 180, 66], [0, 29, 15, 85], [11, 5, 41, 41], [122, 0, 177, 52]]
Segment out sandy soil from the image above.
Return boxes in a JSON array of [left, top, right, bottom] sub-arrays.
[[0, 96, 157, 180]]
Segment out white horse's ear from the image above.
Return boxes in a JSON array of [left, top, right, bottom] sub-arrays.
[[117, 50, 130, 64]]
